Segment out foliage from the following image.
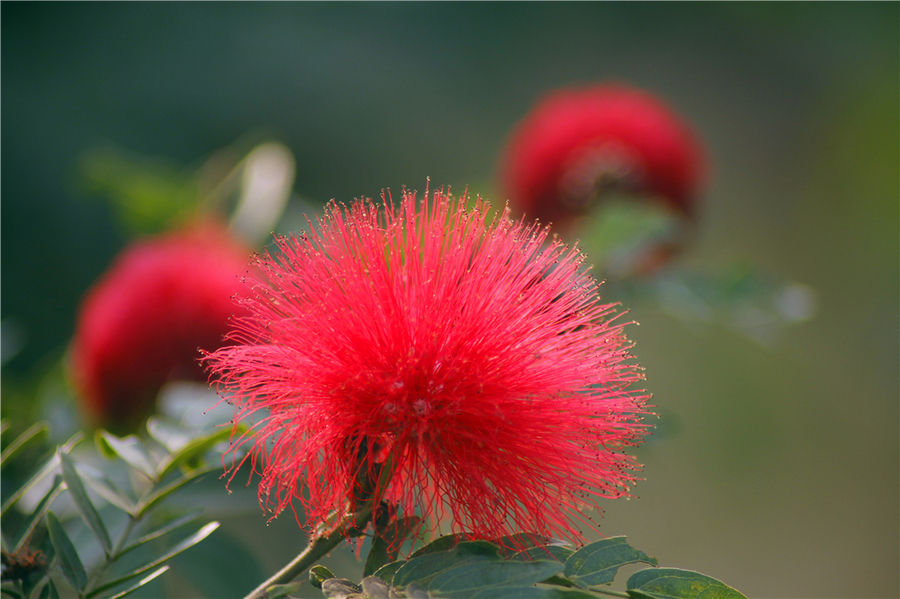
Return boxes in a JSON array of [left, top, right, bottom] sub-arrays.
[[0, 418, 234, 599], [309, 534, 746, 599]]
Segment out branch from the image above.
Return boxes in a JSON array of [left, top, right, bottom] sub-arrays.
[[244, 504, 374, 599]]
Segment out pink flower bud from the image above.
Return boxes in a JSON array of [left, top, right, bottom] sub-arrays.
[[70, 221, 251, 429], [500, 83, 706, 231]]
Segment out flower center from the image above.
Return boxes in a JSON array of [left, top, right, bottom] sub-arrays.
[[412, 398, 430, 416]]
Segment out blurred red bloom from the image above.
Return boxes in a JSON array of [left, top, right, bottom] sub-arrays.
[[70, 220, 251, 429], [207, 187, 650, 543], [499, 83, 706, 230]]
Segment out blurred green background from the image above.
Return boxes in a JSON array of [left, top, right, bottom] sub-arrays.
[[2, 3, 897, 598]]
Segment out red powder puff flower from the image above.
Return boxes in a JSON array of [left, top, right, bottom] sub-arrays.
[[206, 186, 650, 544], [499, 83, 706, 231], [70, 220, 252, 430]]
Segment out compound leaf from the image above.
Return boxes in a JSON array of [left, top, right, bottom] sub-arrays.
[[86, 522, 219, 598]]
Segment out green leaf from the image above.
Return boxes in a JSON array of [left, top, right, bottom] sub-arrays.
[[0, 422, 48, 467], [37, 582, 52, 599], [1, 433, 84, 518], [95, 432, 156, 481], [309, 565, 336, 589], [392, 542, 501, 589], [108, 566, 170, 599], [154, 425, 234, 480], [454, 541, 502, 558], [264, 582, 305, 598], [1, 588, 23, 599], [119, 510, 203, 557], [371, 560, 405, 585], [491, 533, 562, 556], [38, 531, 55, 568], [360, 577, 391, 599], [12, 475, 64, 551], [408, 533, 473, 558], [133, 465, 217, 518], [363, 540, 393, 580], [76, 465, 136, 516], [94, 429, 117, 459], [86, 522, 219, 598], [320, 578, 361, 599], [392, 551, 466, 589], [626, 568, 747, 599], [145, 418, 193, 453], [471, 586, 604, 599], [512, 546, 575, 563], [46, 512, 87, 592], [59, 452, 112, 554], [427, 560, 564, 598], [564, 537, 657, 587], [542, 575, 579, 589], [46, 580, 60, 599], [364, 515, 421, 576]]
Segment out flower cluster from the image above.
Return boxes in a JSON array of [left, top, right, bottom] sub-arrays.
[[70, 220, 252, 429], [499, 83, 706, 231], [207, 187, 650, 543]]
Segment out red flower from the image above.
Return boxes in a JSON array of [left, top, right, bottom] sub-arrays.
[[70, 220, 252, 429], [500, 83, 706, 230], [207, 187, 650, 543]]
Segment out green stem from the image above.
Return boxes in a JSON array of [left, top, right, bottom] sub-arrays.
[[84, 516, 137, 596], [244, 504, 373, 599]]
